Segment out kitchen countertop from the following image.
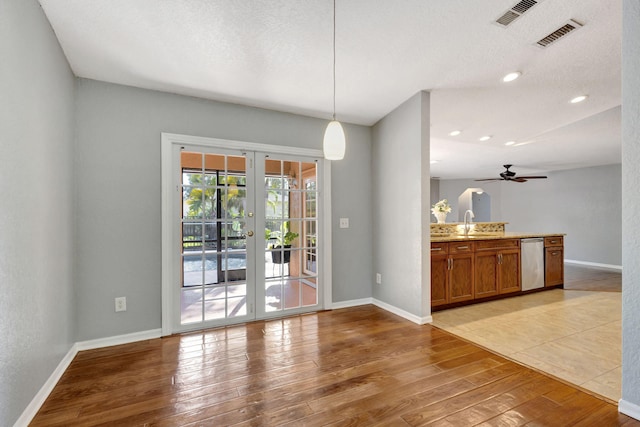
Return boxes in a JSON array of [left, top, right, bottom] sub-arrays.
[[431, 231, 565, 242]]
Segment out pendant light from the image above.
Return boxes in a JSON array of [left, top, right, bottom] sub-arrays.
[[323, 0, 346, 160]]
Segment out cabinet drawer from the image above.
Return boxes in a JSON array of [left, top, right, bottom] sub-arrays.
[[474, 239, 520, 251], [544, 236, 563, 247], [431, 242, 449, 254], [449, 242, 474, 254]]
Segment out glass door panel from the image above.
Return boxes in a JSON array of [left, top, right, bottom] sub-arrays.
[[261, 157, 319, 315], [180, 150, 252, 326], [173, 146, 321, 332]]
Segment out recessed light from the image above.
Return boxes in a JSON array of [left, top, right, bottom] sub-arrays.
[[449, 130, 461, 136], [503, 72, 521, 82], [479, 136, 492, 142], [505, 141, 516, 146], [430, 160, 439, 164], [570, 95, 588, 103]]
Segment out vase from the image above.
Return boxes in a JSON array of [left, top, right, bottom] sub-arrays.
[[434, 211, 447, 224]]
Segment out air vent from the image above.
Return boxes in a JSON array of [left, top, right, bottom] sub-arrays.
[[496, 11, 521, 26], [495, 0, 540, 27], [512, 0, 538, 14], [535, 19, 583, 48]]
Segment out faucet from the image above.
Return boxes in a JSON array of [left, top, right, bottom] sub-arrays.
[[464, 210, 475, 235]]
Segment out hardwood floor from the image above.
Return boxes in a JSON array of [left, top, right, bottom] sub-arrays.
[[31, 305, 638, 426]]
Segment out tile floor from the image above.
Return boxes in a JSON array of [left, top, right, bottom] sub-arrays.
[[432, 269, 622, 402]]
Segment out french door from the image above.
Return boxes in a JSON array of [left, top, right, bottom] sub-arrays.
[[163, 136, 325, 334]]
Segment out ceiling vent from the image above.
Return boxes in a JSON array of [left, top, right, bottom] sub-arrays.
[[495, 0, 540, 27], [535, 19, 583, 48]]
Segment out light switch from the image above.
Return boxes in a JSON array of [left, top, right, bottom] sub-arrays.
[[339, 218, 349, 228]]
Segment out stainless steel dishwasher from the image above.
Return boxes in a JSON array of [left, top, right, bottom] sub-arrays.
[[521, 238, 545, 291]]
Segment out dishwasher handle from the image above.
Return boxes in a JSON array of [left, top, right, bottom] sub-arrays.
[[521, 238, 544, 243]]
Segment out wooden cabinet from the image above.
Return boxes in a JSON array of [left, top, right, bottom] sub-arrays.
[[499, 249, 521, 294], [474, 239, 521, 297], [431, 235, 561, 309], [474, 251, 499, 298], [449, 243, 474, 303], [545, 236, 564, 287], [430, 243, 449, 307], [430, 242, 474, 307]]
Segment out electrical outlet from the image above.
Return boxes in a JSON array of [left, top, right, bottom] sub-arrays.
[[339, 218, 349, 228], [115, 297, 127, 312], [376, 273, 382, 284]]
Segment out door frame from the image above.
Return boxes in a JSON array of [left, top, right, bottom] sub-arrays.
[[160, 132, 332, 336]]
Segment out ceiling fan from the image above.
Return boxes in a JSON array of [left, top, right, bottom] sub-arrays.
[[475, 164, 547, 183]]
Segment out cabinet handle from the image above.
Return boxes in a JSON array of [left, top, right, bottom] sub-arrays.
[[432, 247, 443, 251], [550, 240, 557, 244], [498, 253, 503, 264], [552, 252, 559, 256], [457, 246, 469, 250]]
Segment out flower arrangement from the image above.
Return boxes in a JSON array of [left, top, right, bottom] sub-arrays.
[[431, 199, 452, 214]]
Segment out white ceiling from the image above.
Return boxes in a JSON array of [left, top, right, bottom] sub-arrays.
[[39, 0, 622, 180]]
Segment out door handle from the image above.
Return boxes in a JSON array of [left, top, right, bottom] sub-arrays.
[[246, 230, 254, 237]]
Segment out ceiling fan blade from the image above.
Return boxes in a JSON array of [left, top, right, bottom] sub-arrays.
[[474, 178, 503, 181], [517, 175, 547, 179], [512, 178, 528, 182]]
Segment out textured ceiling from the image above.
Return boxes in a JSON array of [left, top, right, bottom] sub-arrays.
[[39, 0, 622, 179]]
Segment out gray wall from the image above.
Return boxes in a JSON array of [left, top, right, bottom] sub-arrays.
[[622, 0, 640, 411], [438, 164, 622, 266], [372, 92, 431, 318], [429, 178, 440, 223], [74, 79, 373, 340], [0, 0, 76, 424]]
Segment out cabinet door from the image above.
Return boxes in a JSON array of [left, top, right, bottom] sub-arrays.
[[499, 249, 521, 294], [431, 254, 449, 306], [474, 251, 498, 298], [545, 247, 564, 286], [450, 253, 474, 303]]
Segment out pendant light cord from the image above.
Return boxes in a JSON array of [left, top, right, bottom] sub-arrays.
[[332, 0, 336, 121]]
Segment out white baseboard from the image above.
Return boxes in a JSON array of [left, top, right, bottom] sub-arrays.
[[15, 328, 162, 427], [75, 328, 162, 351], [619, 399, 640, 421], [372, 298, 433, 325], [565, 259, 622, 271], [331, 297, 373, 310], [331, 298, 432, 325], [13, 343, 79, 427]]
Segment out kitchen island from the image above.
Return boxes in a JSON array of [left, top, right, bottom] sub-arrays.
[[430, 222, 564, 311]]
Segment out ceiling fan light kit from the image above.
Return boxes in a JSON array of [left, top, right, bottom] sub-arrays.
[[475, 164, 547, 183]]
